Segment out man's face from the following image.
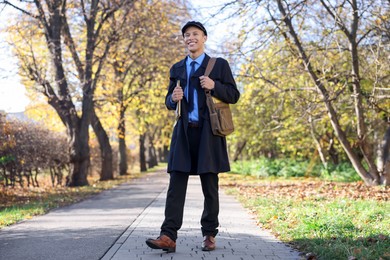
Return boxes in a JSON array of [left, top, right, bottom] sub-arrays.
[[183, 26, 207, 53]]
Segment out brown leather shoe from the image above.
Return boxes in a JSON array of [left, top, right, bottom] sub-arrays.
[[145, 235, 176, 253], [201, 235, 216, 251]]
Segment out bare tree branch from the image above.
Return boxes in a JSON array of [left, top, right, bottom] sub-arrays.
[[1, 0, 38, 17]]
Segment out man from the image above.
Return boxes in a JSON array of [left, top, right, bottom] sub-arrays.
[[145, 21, 240, 253]]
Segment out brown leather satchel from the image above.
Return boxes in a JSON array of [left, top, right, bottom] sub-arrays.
[[204, 58, 234, 137]]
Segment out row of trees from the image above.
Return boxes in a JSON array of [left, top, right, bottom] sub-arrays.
[[0, 111, 164, 187], [1, 0, 389, 186], [224, 0, 389, 185], [0, 0, 189, 186]]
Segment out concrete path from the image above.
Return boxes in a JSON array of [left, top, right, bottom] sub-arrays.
[[0, 170, 301, 260]]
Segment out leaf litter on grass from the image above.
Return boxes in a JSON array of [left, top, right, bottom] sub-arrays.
[[219, 173, 389, 260], [220, 175, 389, 201]]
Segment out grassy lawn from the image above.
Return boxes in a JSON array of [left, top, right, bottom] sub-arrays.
[[219, 173, 390, 260]]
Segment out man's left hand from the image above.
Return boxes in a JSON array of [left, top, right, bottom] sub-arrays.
[[199, 76, 215, 90]]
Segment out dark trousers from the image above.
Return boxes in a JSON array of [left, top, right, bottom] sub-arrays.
[[160, 127, 220, 241]]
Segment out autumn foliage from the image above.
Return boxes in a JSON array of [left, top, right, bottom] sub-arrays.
[[0, 113, 68, 187]]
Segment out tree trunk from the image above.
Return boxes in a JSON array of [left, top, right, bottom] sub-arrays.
[[379, 125, 390, 185], [158, 146, 169, 163], [118, 108, 128, 175], [45, 66, 91, 187], [148, 143, 158, 168], [327, 138, 339, 165], [162, 145, 169, 163], [158, 147, 163, 162], [147, 133, 158, 168], [309, 116, 327, 168], [91, 108, 113, 181], [67, 122, 90, 186], [139, 133, 147, 172], [348, 9, 380, 182], [276, 0, 381, 185], [3, 0, 127, 186], [233, 141, 247, 162]]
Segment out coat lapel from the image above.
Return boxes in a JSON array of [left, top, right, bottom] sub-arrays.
[[192, 54, 210, 78], [179, 54, 211, 115], [190, 54, 210, 93], [176, 57, 187, 89]]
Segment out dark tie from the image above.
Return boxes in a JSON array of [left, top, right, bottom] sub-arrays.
[[188, 61, 197, 112]]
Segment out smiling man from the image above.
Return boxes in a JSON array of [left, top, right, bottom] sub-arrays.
[[145, 21, 240, 253]]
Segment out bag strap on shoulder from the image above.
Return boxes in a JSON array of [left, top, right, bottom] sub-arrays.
[[204, 57, 216, 77]]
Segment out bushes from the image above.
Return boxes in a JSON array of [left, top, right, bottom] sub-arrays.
[[0, 115, 68, 187], [230, 158, 359, 181], [320, 163, 361, 182], [231, 158, 310, 178]]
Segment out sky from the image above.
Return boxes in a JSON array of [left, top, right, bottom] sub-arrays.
[[0, 6, 30, 113], [0, 0, 235, 113]]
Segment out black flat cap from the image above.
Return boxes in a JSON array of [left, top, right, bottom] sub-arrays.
[[181, 21, 207, 36]]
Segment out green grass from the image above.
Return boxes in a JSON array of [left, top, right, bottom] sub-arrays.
[[1, 205, 46, 226], [0, 204, 48, 227], [0, 184, 115, 227], [231, 158, 361, 181], [223, 158, 388, 259], [224, 187, 390, 260]]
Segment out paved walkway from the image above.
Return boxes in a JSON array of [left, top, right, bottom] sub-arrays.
[[0, 170, 301, 260]]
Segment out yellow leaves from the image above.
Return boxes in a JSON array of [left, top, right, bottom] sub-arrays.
[[25, 102, 65, 133], [2, 0, 188, 155], [375, 15, 388, 26]]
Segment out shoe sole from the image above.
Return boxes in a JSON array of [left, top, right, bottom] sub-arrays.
[[145, 240, 176, 253], [201, 246, 215, 251], [162, 248, 176, 253]]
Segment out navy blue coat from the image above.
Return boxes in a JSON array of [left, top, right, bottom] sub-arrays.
[[165, 54, 240, 174]]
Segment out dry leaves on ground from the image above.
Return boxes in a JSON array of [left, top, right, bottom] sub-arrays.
[[220, 176, 389, 201]]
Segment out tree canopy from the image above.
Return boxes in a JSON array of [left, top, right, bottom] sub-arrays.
[[1, 0, 389, 186]]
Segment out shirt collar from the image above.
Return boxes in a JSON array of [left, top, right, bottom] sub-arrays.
[[187, 53, 206, 66]]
